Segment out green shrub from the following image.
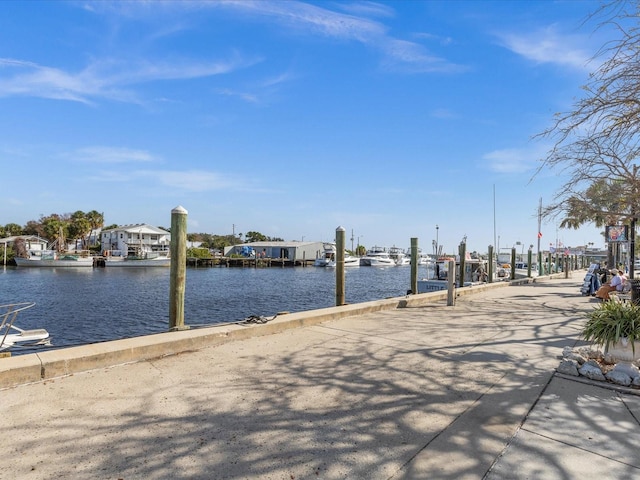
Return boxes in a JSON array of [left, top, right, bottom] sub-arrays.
[[582, 300, 640, 352]]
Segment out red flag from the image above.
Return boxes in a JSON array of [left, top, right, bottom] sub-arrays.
[[538, 232, 542, 238]]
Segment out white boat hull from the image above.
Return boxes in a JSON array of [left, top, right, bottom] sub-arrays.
[[105, 257, 170, 267], [326, 257, 360, 268], [14, 256, 94, 268]]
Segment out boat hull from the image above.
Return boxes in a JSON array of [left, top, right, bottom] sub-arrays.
[[14, 257, 94, 268], [104, 257, 170, 267]]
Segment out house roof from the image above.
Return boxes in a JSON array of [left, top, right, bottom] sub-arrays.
[[237, 241, 322, 248], [0, 235, 47, 244], [101, 224, 170, 235]]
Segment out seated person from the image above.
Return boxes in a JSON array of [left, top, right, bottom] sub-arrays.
[[595, 269, 623, 300]]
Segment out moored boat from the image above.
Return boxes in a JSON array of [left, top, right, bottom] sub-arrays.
[[326, 255, 361, 268], [314, 243, 337, 267], [14, 250, 94, 268], [0, 302, 50, 351], [389, 247, 410, 266], [361, 246, 395, 267], [417, 255, 488, 292], [104, 248, 170, 267]]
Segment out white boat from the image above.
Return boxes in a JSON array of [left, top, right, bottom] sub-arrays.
[[389, 247, 410, 266], [418, 253, 434, 266], [0, 302, 50, 351], [361, 246, 395, 267], [417, 255, 488, 292], [14, 249, 94, 268], [314, 243, 337, 267], [104, 248, 170, 267], [326, 255, 361, 268], [514, 262, 539, 278]]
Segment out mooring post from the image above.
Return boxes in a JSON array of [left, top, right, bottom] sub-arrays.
[[447, 259, 455, 306], [410, 237, 418, 294], [169, 205, 188, 331], [458, 242, 466, 288], [336, 226, 346, 306], [488, 245, 494, 283], [510, 247, 516, 280]]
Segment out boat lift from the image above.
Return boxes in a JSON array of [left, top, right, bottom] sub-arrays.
[[0, 302, 50, 352]]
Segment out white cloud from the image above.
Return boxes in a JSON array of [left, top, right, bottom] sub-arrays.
[[483, 147, 539, 174], [108, 0, 465, 74], [0, 55, 255, 104], [86, 167, 245, 193], [137, 169, 241, 192], [495, 26, 592, 69], [73, 147, 157, 164]]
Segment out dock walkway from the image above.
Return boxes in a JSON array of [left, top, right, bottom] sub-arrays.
[[2, 273, 640, 479]]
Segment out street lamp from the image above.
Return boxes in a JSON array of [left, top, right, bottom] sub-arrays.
[[436, 224, 439, 256]]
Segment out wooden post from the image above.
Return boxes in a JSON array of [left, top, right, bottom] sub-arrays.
[[510, 247, 516, 280], [447, 259, 455, 306], [410, 237, 418, 294], [169, 205, 188, 331], [335, 226, 346, 306], [458, 242, 466, 288], [488, 245, 494, 283], [527, 249, 532, 277]]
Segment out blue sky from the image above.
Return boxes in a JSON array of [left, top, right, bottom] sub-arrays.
[[0, 0, 613, 254]]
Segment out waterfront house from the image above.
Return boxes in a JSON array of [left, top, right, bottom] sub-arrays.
[[101, 224, 170, 256], [0, 235, 48, 253], [224, 241, 327, 262]]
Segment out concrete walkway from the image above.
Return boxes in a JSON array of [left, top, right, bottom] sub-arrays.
[[2, 273, 639, 479]]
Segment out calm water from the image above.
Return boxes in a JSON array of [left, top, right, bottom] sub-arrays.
[[1, 265, 430, 355]]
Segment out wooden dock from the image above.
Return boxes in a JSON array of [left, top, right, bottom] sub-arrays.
[[186, 257, 316, 268]]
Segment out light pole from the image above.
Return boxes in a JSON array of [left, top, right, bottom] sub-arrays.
[[436, 224, 439, 256]]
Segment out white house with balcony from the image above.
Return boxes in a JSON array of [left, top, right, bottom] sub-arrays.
[[101, 224, 170, 256]]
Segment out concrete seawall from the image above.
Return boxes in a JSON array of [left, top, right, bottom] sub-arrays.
[[0, 279, 523, 389]]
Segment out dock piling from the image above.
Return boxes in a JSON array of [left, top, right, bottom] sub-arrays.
[[336, 226, 346, 306], [169, 206, 188, 331]]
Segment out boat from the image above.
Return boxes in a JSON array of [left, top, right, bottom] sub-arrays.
[[0, 302, 50, 352], [104, 247, 170, 267], [513, 262, 539, 278], [418, 253, 435, 266], [417, 255, 488, 292], [360, 246, 395, 267], [314, 243, 337, 267], [389, 247, 410, 266], [14, 249, 94, 267], [326, 255, 361, 268]]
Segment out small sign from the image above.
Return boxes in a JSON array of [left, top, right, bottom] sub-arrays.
[[605, 225, 628, 243]]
